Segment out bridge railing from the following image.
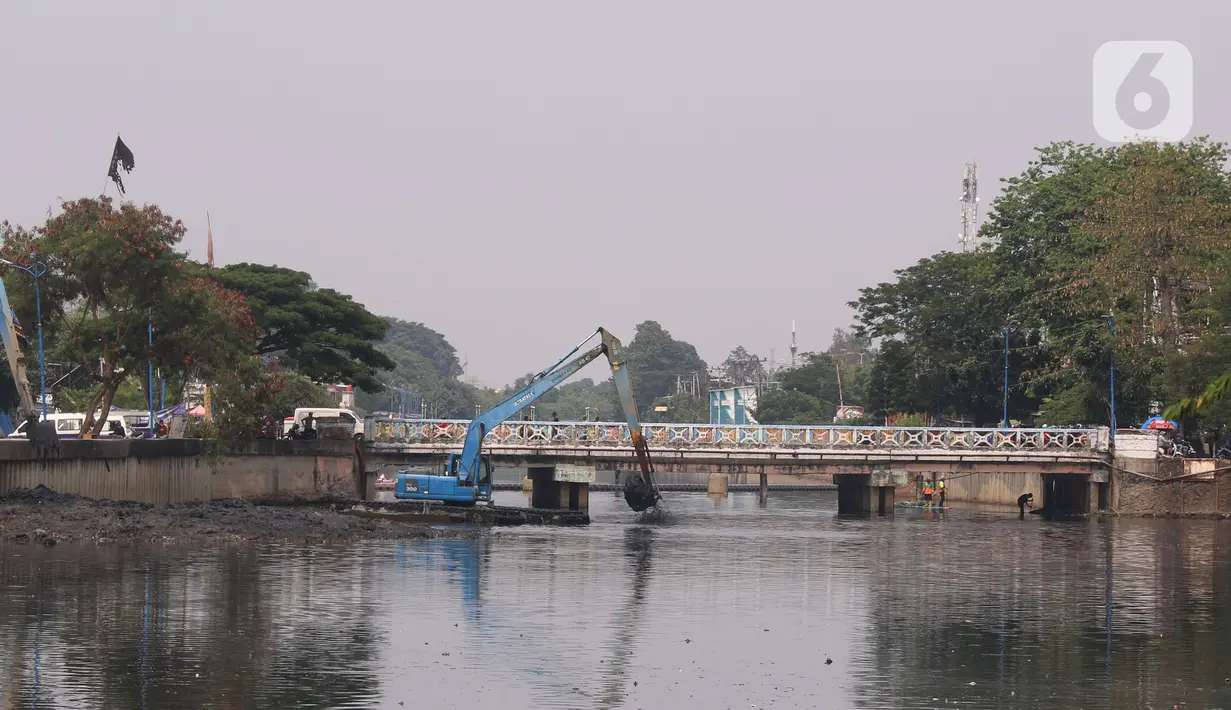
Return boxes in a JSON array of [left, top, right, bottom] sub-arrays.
[[364, 418, 1105, 453]]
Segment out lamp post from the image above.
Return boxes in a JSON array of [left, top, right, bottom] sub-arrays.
[[0, 256, 47, 419], [1002, 326, 1010, 429], [1107, 313, 1117, 443]]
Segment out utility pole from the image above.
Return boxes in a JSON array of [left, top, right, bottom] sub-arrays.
[[1002, 326, 1010, 428], [1108, 313, 1117, 442]]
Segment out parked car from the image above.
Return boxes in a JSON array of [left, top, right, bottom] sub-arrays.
[[7, 412, 136, 439]]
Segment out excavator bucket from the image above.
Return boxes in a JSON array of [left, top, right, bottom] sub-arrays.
[[623, 475, 660, 512]]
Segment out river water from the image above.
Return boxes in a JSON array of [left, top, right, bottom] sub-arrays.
[[2, 491, 1231, 709]]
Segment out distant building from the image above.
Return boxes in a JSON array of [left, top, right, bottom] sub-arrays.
[[835, 405, 865, 422], [325, 384, 355, 408], [710, 386, 759, 425]]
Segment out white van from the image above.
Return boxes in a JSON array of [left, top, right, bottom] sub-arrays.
[[8, 412, 135, 439], [281, 408, 364, 439]]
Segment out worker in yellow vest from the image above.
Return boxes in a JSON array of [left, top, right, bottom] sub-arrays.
[[938, 479, 946, 506]]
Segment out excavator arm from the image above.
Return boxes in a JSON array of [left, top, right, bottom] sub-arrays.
[[598, 329, 660, 511], [449, 327, 659, 511]]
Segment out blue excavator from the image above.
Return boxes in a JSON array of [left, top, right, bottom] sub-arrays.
[[394, 327, 662, 512]]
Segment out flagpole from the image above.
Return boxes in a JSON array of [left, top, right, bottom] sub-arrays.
[[202, 210, 215, 423], [101, 132, 117, 196]]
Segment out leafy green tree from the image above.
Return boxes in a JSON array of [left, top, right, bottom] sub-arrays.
[[779, 353, 841, 410], [862, 340, 921, 420], [850, 249, 1040, 425], [622, 321, 707, 410], [209, 263, 394, 391], [989, 139, 1231, 428], [718, 346, 767, 387], [269, 372, 335, 415], [379, 318, 463, 379], [827, 328, 875, 365], [56, 377, 148, 412], [755, 389, 827, 425], [2, 197, 260, 436], [352, 317, 480, 418], [645, 393, 708, 424]]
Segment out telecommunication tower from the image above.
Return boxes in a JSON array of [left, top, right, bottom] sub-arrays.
[[958, 162, 980, 252], [790, 321, 798, 369]]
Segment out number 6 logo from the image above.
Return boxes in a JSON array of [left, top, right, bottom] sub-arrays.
[[1093, 41, 1192, 143]]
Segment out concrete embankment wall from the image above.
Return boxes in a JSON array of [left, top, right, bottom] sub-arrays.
[[0, 439, 364, 504], [893, 471, 1042, 507], [937, 471, 1041, 507], [1112, 458, 1231, 517]]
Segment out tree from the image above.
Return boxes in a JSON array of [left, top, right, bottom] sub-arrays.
[[1082, 140, 1231, 353], [850, 250, 1038, 425], [1162, 254, 1231, 430], [644, 393, 708, 424], [206, 356, 286, 439], [379, 318, 463, 379], [4, 197, 261, 436], [827, 328, 875, 365], [718, 346, 767, 387], [622, 321, 707, 411], [863, 340, 933, 421], [779, 353, 841, 414], [755, 389, 827, 425], [269, 372, 336, 415], [352, 317, 480, 418], [985, 139, 1231, 427], [209, 263, 394, 391]]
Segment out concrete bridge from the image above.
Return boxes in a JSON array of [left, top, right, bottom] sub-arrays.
[[362, 418, 1115, 514]]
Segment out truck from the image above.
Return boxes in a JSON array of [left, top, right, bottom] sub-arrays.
[[395, 327, 661, 512]]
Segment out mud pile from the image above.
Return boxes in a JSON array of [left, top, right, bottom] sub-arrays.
[[0, 485, 480, 545]]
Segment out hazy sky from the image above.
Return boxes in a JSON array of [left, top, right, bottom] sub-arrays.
[[1, 2, 1228, 386]]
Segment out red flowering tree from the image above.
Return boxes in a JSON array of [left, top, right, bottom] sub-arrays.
[[6, 197, 265, 437]]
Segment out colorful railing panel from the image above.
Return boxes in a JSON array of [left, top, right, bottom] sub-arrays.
[[365, 418, 1100, 453]]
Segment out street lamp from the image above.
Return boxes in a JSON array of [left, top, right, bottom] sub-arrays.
[[0, 256, 47, 420]]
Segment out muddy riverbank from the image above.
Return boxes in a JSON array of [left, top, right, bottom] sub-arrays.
[[0, 486, 485, 545]]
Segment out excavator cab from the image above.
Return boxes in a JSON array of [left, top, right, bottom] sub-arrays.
[[394, 454, 493, 506]]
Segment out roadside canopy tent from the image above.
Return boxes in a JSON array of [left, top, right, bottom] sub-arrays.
[[1141, 416, 1178, 431]]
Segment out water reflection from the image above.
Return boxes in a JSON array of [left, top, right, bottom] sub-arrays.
[[594, 527, 654, 709], [0, 545, 386, 709], [3, 494, 1231, 708]]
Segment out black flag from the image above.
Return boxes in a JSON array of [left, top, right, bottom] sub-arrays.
[[107, 135, 135, 195]]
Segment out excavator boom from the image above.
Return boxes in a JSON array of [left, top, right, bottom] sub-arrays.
[[394, 327, 660, 512]]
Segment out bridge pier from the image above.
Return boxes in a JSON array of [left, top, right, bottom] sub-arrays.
[[835, 470, 905, 515], [836, 475, 871, 514], [1041, 473, 1093, 515], [527, 464, 592, 513], [707, 473, 729, 496], [877, 485, 895, 514]]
